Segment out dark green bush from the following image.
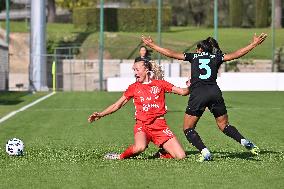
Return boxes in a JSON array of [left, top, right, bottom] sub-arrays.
[[73, 7, 99, 30], [73, 7, 171, 32]]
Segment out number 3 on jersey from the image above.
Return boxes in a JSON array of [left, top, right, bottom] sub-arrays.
[[199, 59, 211, 79]]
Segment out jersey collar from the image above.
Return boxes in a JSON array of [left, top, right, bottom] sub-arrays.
[[142, 80, 152, 84]]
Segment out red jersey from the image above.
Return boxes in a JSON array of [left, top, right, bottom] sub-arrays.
[[124, 79, 174, 124]]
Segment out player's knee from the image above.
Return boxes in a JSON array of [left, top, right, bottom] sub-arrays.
[[175, 152, 186, 160], [216, 120, 227, 131], [133, 145, 146, 153], [170, 149, 186, 160], [183, 124, 195, 130]]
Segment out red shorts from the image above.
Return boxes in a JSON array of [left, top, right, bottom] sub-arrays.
[[134, 119, 175, 147]]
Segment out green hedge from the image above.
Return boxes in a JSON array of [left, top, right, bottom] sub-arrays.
[[73, 7, 172, 32], [72, 7, 99, 30]]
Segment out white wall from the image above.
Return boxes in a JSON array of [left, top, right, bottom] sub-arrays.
[[107, 73, 284, 92], [217, 73, 284, 91]]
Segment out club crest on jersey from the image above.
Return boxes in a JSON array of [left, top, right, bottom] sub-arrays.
[[150, 86, 160, 95]]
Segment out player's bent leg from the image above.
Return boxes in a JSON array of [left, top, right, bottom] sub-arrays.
[[183, 114, 212, 161], [162, 137, 186, 160], [183, 113, 199, 130], [153, 148, 174, 159], [119, 131, 149, 159], [215, 114, 260, 155], [216, 114, 245, 142], [183, 114, 207, 151], [133, 131, 150, 153], [215, 114, 229, 131]]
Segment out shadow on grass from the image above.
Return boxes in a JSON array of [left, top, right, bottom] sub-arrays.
[[147, 150, 199, 159], [210, 150, 279, 161], [0, 92, 30, 105], [185, 150, 261, 161], [147, 150, 278, 161], [215, 151, 261, 161]]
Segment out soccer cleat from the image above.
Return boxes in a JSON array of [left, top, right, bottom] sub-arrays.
[[104, 153, 121, 160], [244, 141, 260, 155], [198, 150, 213, 162]]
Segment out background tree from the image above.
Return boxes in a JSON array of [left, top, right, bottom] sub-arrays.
[[275, 0, 282, 28], [187, 0, 208, 26], [229, 0, 243, 27], [171, 0, 210, 26], [56, 0, 97, 11], [242, 0, 255, 27], [48, 0, 56, 23], [0, 0, 6, 12], [170, 0, 188, 26], [255, 0, 269, 27]]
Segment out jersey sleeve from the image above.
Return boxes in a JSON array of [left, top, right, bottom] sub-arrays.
[[183, 53, 194, 62], [123, 84, 135, 100], [217, 53, 225, 62], [216, 53, 225, 67], [160, 80, 174, 93]]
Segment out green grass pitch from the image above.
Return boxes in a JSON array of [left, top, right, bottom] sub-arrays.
[[0, 91, 283, 188]]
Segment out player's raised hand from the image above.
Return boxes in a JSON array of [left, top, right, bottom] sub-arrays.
[[88, 112, 102, 123], [142, 35, 154, 46], [252, 33, 267, 46]]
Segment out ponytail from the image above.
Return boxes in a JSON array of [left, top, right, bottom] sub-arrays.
[[197, 39, 213, 53], [149, 60, 164, 80], [206, 37, 223, 54]]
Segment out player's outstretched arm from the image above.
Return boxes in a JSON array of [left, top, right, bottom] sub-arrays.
[[88, 95, 129, 123], [223, 33, 267, 62], [142, 35, 185, 60], [172, 86, 190, 96]]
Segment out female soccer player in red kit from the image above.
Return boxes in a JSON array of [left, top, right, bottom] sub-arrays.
[[88, 59, 189, 159]]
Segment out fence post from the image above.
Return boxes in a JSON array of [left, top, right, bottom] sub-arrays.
[[5, 0, 10, 45], [157, 0, 162, 65], [84, 59, 87, 91], [214, 0, 218, 41], [99, 0, 104, 90], [271, 0, 275, 72]]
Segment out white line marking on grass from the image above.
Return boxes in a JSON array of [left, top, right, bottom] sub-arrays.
[[26, 108, 96, 111], [0, 92, 56, 124], [29, 108, 93, 111]]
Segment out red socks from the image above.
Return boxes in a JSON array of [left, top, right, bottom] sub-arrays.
[[120, 145, 174, 159], [160, 153, 173, 159], [120, 145, 136, 159], [159, 150, 174, 159]]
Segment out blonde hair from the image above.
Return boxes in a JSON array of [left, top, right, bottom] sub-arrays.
[[149, 60, 164, 80], [135, 60, 164, 80]]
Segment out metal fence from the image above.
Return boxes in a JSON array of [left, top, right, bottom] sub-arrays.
[[275, 47, 284, 72], [6, 45, 284, 92]]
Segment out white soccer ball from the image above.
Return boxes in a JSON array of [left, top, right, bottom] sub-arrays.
[[6, 138, 24, 156]]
